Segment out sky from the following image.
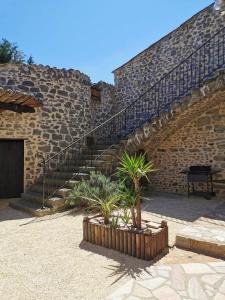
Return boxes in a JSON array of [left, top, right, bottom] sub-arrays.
[[0, 0, 213, 84]]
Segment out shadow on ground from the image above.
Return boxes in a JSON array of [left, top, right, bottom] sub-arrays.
[[79, 240, 168, 285], [142, 192, 224, 223]]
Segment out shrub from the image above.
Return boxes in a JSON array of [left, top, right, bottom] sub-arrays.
[[117, 152, 156, 229], [68, 171, 122, 224]]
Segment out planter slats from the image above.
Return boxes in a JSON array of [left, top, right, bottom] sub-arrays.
[[83, 217, 168, 261], [144, 234, 150, 260], [136, 233, 141, 259], [88, 222, 92, 242], [105, 227, 109, 248], [119, 230, 124, 253], [112, 229, 116, 249], [108, 228, 112, 248], [123, 231, 128, 254], [127, 231, 132, 256], [140, 234, 145, 260], [101, 226, 105, 247], [115, 229, 120, 251], [131, 232, 136, 257]]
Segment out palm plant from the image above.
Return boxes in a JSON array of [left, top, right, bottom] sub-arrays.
[[87, 195, 120, 225], [117, 152, 156, 229], [68, 171, 121, 224]]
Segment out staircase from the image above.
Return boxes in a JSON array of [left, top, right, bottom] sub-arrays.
[[10, 145, 119, 216], [10, 26, 225, 216]]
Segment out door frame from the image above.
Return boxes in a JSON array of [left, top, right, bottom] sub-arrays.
[[0, 138, 25, 197]]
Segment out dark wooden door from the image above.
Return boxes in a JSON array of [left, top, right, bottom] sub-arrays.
[[0, 140, 24, 198]]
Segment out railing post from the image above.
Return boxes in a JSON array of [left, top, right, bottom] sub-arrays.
[[42, 156, 46, 209]]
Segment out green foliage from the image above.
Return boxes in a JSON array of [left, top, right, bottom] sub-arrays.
[[121, 209, 131, 225], [0, 39, 25, 64], [117, 152, 157, 229], [118, 184, 136, 208], [111, 216, 119, 229], [88, 195, 120, 224], [68, 171, 122, 224], [117, 152, 156, 182], [27, 55, 34, 64], [68, 171, 120, 206]]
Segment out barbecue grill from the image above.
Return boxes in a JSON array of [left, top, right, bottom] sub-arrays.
[[181, 165, 219, 199]]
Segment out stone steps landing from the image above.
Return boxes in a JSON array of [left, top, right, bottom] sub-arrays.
[[176, 223, 225, 259], [16, 144, 118, 217], [9, 198, 56, 217]]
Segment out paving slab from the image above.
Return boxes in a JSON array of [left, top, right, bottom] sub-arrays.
[[176, 223, 225, 258], [107, 262, 225, 300]]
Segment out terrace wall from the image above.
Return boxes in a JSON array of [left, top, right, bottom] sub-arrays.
[[113, 4, 225, 110]]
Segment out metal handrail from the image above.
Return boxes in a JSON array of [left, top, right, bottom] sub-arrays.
[[40, 25, 225, 205]]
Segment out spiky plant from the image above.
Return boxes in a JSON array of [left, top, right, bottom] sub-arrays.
[[117, 152, 156, 229], [68, 171, 121, 224]]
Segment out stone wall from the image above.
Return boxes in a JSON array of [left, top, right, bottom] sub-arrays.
[[149, 100, 225, 197], [90, 81, 116, 144], [113, 4, 225, 110], [91, 81, 116, 128], [118, 72, 225, 198], [0, 63, 92, 189]]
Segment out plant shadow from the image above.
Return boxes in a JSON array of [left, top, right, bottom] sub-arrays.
[[79, 240, 168, 285]]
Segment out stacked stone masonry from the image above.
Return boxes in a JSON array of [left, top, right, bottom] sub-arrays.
[[113, 4, 225, 111], [119, 72, 225, 197], [1, 2, 225, 199], [0, 63, 115, 190]]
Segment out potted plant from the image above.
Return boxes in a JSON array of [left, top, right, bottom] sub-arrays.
[[117, 152, 156, 229]]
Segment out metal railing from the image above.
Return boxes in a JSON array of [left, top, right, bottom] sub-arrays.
[[40, 26, 225, 205]]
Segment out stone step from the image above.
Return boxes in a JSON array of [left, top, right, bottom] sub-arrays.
[[51, 171, 89, 180], [71, 160, 111, 167], [82, 148, 118, 156], [21, 191, 66, 208], [9, 198, 54, 217], [79, 154, 113, 161], [29, 184, 72, 199], [37, 178, 80, 189], [176, 223, 225, 259], [57, 165, 97, 172]]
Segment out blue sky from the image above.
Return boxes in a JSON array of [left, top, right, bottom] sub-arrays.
[[0, 0, 213, 83]]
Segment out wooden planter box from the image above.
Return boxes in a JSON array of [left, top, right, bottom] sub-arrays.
[[83, 217, 168, 260]]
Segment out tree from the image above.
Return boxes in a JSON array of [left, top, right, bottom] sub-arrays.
[[0, 38, 25, 64], [27, 55, 34, 65], [117, 152, 156, 229]]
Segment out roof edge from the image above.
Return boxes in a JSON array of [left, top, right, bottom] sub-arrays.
[[112, 3, 214, 73]]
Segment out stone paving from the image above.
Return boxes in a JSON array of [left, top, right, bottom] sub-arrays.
[[107, 261, 225, 300], [141, 193, 224, 246], [176, 223, 225, 259]]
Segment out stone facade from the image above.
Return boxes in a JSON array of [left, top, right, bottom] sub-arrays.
[[91, 81, 116, 127], [149, 98, 225, 196], [113, 4, 225, 110], [118, 72, 225, 197], [0, 63, 115, 190]]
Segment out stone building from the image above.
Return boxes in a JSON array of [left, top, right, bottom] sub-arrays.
[[0, 1, 225, 212], [113, 3, 225, 110], [0, 63, 115, 199]]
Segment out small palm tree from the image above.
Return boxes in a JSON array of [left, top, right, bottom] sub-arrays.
[[86, 194, 119, 225], [117, 152, 156, 229], [68, 172, 120, 224]]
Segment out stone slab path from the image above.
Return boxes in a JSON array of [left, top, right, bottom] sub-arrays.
[[176, 223, 225, 258], [141, 193, 224, 246], [107, 261, 225, 300]]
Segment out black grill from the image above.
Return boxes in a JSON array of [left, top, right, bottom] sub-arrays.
[[182, 165, 217, 199]]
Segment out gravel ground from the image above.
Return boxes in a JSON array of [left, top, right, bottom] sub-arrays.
[[0, 207, 158, 300], [0, 193, 222, 300]]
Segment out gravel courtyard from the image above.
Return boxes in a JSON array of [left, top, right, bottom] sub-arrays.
[[0, 194, 223, 300]]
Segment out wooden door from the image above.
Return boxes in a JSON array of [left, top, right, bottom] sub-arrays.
[[0, 140, 24, 198]]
